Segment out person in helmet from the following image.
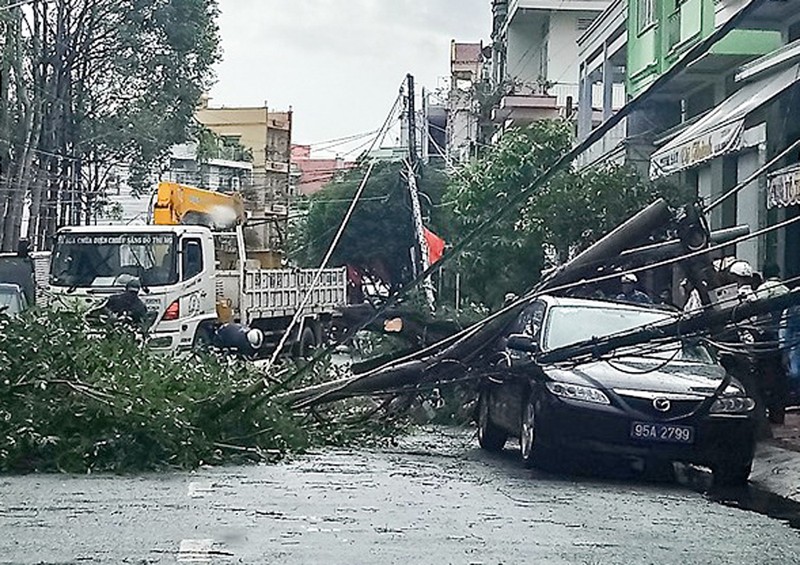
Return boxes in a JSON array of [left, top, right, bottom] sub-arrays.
[[102, 278, 149, 328], [754, 263, 791, 424], [214, 323, 264, 357], [729, 260, 756, 298], [615, 273, 652, 305]]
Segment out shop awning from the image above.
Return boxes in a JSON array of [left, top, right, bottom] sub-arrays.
[[649, 62, 800, 180]]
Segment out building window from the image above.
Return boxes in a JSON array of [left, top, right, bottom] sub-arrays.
[[638, 0, 655, 33]]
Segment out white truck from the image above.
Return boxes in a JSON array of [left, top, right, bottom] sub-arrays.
[[45, 184, 348, 356]]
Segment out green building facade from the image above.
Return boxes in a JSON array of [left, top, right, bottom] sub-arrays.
[[626, 0, 782, 96]]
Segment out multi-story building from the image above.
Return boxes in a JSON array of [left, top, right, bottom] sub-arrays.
[[164, 143, 253, 194], [490, 0, 611, 131], [575, 0, 629, 166], [97, 144, 253, 226], [447, 42, 485, 163], [291, 145, 355, 197], [195, 100, 293, 251], [576, 0, 800, 274]]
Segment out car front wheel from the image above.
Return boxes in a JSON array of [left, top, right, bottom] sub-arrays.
[[520, 393, 539, 468], [477, 391, 507, 452]]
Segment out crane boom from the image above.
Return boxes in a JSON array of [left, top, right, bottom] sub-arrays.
[[153, 181, 246, 229]]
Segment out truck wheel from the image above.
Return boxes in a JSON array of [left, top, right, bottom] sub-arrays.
[[299, 326, 317, 359]]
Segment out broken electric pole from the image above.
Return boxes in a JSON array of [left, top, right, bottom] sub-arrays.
[[405, 73, 436, 312]]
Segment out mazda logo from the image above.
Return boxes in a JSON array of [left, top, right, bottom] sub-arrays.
[[653, 398, 671, 412]]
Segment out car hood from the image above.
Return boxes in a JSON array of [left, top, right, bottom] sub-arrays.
[[544, 357, 732, 396]]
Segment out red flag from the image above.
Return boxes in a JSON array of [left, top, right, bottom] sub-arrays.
[[423, 227, 445, 264]]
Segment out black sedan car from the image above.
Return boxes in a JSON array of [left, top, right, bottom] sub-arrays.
[[477, 296, 757, 486]]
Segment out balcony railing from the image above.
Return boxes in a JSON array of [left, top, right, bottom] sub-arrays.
[[550, 82, 580, 108]]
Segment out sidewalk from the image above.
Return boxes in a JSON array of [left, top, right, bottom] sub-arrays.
[[750, 410, 800, 503], [770, 409, 800, 452]]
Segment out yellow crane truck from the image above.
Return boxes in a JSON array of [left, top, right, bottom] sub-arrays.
[[46, 182, 347, 356]]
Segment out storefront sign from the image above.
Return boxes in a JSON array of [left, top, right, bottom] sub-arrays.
[[650, 120, 745, 180], [767, 164, 800, 209]]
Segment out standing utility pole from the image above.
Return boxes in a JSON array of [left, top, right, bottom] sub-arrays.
[[405, 73, 435, 312]]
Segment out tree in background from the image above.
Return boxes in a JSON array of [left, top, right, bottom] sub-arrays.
[[289, 161, 449, 294], [445, 120, 686, 308], [0, 0, 220, 251]]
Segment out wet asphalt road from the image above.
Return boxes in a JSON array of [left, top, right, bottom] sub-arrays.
[[1, 427, 799, 565]]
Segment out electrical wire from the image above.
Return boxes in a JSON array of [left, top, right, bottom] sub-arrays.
[[331, 0, 771, 359], [307, 129, 381, 150], [263, 90, 404, 372]]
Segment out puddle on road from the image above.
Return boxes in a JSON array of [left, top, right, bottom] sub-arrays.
[[677, 463, 800, 530], [477, 445, 800, 531], [709, 486, 800, 529]]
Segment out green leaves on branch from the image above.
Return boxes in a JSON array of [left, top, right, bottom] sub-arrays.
[[445, 120, 684, 308], [0, 309, 401, 474], [289, 161, 449, 291]]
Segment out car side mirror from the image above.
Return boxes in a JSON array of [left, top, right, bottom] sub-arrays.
[[507, 333, 539, 354]]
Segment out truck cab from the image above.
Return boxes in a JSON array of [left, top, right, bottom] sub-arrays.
[[47, 225, 219, 352]]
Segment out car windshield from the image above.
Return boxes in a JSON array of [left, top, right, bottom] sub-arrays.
[[543, 305, 670, 351], [50, 233, 178, 288], [0, 288, 24, 314], [614, 340, 716, 364]]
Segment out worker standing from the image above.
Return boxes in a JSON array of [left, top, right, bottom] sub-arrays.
[[615, 274, 652, 305], [755, 264, 790, 424]]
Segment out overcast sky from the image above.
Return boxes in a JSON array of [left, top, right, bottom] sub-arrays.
[[210, 0, 490, 156]]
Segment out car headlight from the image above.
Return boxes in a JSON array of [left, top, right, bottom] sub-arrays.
[[546, 382, 610, 405], [710, 396, 756, 414]]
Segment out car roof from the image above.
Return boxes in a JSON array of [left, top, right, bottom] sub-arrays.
[[537, 294, 667, 313]]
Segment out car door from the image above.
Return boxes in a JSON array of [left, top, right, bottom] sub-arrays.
[[490, 300, 547, 435]]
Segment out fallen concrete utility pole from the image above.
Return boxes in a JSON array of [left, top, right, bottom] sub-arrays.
[[537, 289, 800, 365], [284, 312, 512, 409], [550, 225, 750, 283], [286, 288, 800, 409], [282, 201, 709, 409], [616, 225, 749, 266], [536, 199, 673, 292]]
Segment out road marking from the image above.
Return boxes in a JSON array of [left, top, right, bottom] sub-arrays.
[[178, 539, 215, 562], [177, 539, 233, 562], [187, 481, 217, 499]]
